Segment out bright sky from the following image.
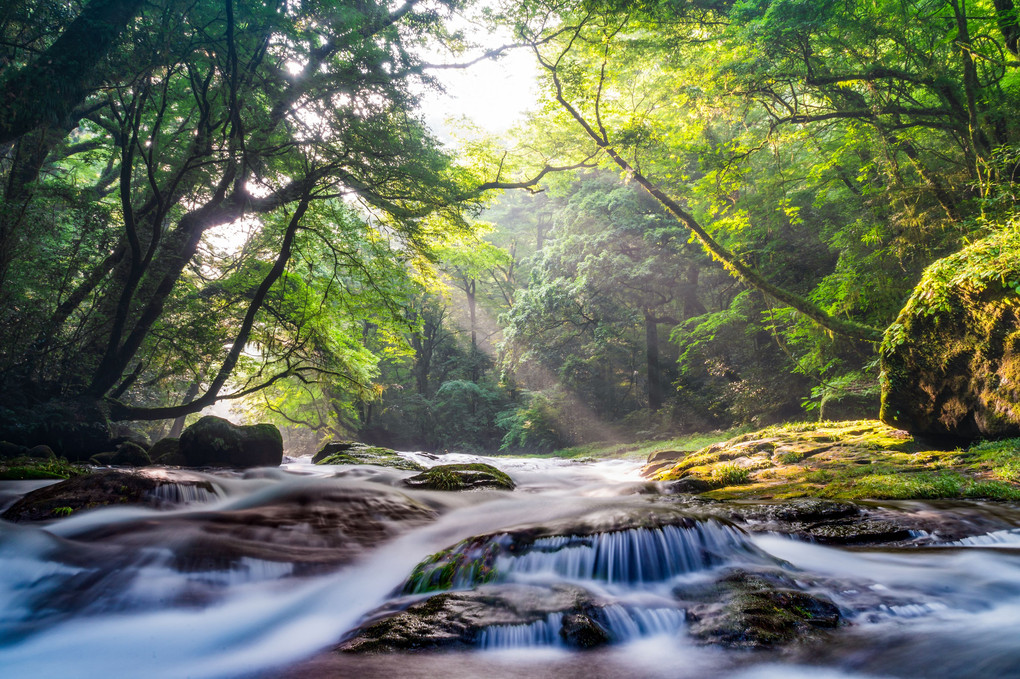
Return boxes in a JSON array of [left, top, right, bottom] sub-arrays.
[[417, 21, 541, 146]]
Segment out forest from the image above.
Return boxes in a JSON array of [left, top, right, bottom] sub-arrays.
[[5, 2, 1020, 678], [1, 0, 1019, 455]]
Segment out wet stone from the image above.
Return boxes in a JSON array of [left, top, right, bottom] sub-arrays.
[[560, 611, 611, 648], [0, 469, 218, 522], [313, 441, 423, 471], [403, 463, 515, 492], [677, 569, 842, 649], [663, 476, 715, 494], [727, 500, 917, 545], [337, 584, 599, 653]]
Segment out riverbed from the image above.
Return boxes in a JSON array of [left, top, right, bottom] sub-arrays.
[[1, 453, 1019, 678]]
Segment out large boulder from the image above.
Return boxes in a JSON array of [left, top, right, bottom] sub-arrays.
[[0, 469, 216, 522], [881, 225, 1020, 440], [178, 416, 283, 467]]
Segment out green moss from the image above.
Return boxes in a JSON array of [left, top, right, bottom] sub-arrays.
[[651, 420, 1020, 501], [316, 450, 423, 472], [403, 542, 502, 594], [0, 457, 89, 480], [404, 463, 515, 491]]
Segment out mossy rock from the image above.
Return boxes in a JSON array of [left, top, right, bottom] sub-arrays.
[[312, 440, 359, 463], [27, 444, 56, 458], [663, 476, 715, 494], [730, 500, 916, 545], [178, 416, 283, 468], [0, 440, 28, 459], [880, 224, 1020, 440], [403, 463, 515, 491], [337, 584, 606, 653], [313, 441, 422, 472], [637, 420, 988, 500], [677, 569, 841, 649], [2, 470, 153, 521], [148, 437, 185, 465], [110, 441, 151, 467], [0, 469, 221, 521], [644, 449, 688, 476]]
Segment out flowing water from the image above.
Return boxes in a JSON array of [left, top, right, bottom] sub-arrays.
[[1, 453, 1019, 678]]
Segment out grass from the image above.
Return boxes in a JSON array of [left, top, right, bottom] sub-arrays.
[[0, 457, 89, 480], [534, 426, 755, 461], [640, 420, 1020, 502], [711, 463, 751, 486], [492, 419, 1020, 503]]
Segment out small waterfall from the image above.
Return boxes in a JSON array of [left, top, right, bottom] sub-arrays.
[[476, 606, 685, 650], [948, 529, 1020, 546], [597, 605, 685, 641], [477, 612, 565, 649], [405, 521, 755, 594], [876, 601, 948, 619], [495, 522, 751, 584], [189, 557, 295, 585], [150, 483, 219, 505]]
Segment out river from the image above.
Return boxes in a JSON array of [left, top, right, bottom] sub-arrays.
[[1, 453, 1019, 678]]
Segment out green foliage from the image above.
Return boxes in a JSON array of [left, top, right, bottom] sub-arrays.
[[497, 392, 566, 454], [427, 380, 508, 451], [0, 0, 480, 432], [0, 457, 89, 480], [711, 463, 751, 486]]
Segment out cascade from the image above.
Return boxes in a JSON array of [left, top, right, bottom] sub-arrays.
[[948, 528, 1020, 546], [495, 522, 753, 584], [2, 456, 1020, 679], [151, 483, 220, 505], [477, 613, 565, 649], [597, 605, 686, 642], [475, 606, 685, 650]]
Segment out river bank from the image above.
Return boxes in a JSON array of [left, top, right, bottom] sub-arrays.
[[0, 421, 1018, 678]]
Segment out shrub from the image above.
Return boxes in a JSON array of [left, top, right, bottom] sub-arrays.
[[497, 392, 565, 454], [711, 463, 751, 486]]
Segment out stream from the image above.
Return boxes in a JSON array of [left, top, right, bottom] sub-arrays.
[[1, 453, 1019, 678]]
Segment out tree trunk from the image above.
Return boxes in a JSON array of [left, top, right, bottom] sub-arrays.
[[168, 376, 204, 437], [0, 126, 69, 294], [682, 264, 707, 318], [993, 0, 1020, 56], [644, 309, 663, 411], [467, 278, 479, 382]]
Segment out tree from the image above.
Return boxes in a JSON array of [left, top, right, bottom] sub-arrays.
[[492, 0, 1020, 344], [0, 0, 479, 453]]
